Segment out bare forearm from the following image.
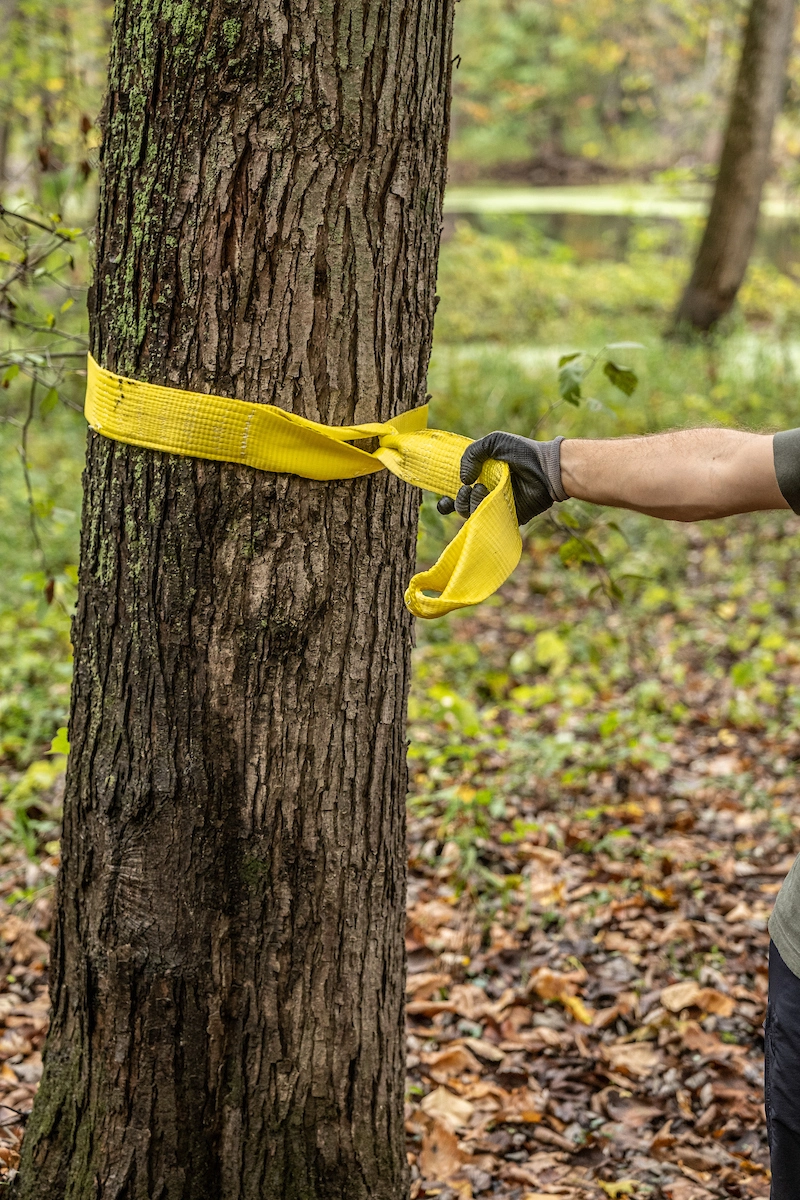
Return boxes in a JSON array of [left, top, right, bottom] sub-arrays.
[[560, 429, 790, 521]]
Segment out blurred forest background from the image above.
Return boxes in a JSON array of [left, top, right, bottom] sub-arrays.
[[3, 1, 800, 1195]]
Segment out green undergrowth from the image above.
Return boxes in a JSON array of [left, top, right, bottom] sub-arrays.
[[0, 596, 71, 866], [4, 228, 800, 883], [411, 509, 800, 894], [428, 224, 800, 451], [0, 404, 79, 866], [435, 221, 800, 352]]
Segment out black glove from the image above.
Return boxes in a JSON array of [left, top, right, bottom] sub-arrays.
[[437, 432, 568, 524]]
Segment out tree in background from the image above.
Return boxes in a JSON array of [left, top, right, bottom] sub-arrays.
[[15, 2, 454, 1198], [672, 0, 797, 334], [0, 0, 105, 204], [449, 0, 749, 181]]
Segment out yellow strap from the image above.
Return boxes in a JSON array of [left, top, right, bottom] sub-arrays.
[[84, 355, 522, 619]]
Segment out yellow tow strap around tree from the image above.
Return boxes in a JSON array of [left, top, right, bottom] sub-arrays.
[[84, 354, 522, 619]]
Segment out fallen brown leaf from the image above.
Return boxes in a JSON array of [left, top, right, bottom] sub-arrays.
[[419, 1086, 475, 1131], [693, 987, 735, 1017], [420, 1044, 483, 1083], [419, 1117, 465, 1181], [660, 980, 701, 1012], [602, 1042, 662, 1079], [407, 972, 452, 998], [462, 1036, 505, 1063]]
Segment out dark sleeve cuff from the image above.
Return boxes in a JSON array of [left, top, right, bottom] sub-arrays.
[[774, 429, 800, 515]]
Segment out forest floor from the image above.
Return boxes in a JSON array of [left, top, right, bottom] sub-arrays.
[[399, 507, 800, 1200], [0, 509, 796, 1196]]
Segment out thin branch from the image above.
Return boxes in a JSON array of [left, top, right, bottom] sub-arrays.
[[0, 202, 86, 243], [1, 350, 85, 360], [531, 397, 566, 437], [0, 312, 88, 345], [19, 376, 49, 574]]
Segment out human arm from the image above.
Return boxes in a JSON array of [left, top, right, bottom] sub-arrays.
[[561, 428, 790, 521], [438, 427, 800, 524]]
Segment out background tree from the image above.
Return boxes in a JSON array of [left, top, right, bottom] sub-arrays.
[[14, 2, 455, 1198], [448, 0, 748, 183], [0, 0, 104, 207], [671, 0, 797, 334]]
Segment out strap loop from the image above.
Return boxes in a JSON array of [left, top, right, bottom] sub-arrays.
[[84, 355, 522, 619]]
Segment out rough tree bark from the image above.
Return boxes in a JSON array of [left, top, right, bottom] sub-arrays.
[[671, 0, 796, 334], [0, 0, 17, 195], [16, 2, 455, 1197], [0, 122, 9, 193]]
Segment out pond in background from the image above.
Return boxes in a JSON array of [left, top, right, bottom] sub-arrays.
[[442, 185, 800, 274]]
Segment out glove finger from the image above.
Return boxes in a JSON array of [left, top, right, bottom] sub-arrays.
[[460, 431, 509, 485], [437, 496, 456, 515], [469, 483, 490, 515], [454, 483, 473, 518]]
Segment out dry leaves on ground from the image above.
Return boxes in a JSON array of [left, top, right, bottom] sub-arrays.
[[0, 855, 55, 1183], [403, 531, 788, 1199]]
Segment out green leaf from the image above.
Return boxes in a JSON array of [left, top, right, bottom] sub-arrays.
[[559, 356, 584, 405], [59, 297, 74, 313], [2, 363, 20, 387], [559, 537, 594, 566], [582, 537, 606, 565], [558, 351, 581, 367], [603, 360, 638, 396], [599, 711, 620, 737], [40, 387, 59, 415], [731, 661, 755, 687], [48, 727, 70, 756]]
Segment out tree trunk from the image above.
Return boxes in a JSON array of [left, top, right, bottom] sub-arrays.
[[16, 2, 454, 1197], [0, 121, 9, 193], [0, 0, 17, 196], [670, 0, 795, 334]]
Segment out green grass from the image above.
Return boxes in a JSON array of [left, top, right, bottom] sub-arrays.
[[434, 221, 800, 354], [427, 334, 800, 446]]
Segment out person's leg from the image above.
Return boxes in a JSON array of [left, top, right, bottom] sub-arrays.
[[767, 940, 800, 1197]]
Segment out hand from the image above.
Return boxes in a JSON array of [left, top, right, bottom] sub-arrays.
[[437, 431, 567, 524]]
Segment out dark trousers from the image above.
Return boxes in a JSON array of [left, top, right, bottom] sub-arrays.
[[766, 941, 800, 1197]]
